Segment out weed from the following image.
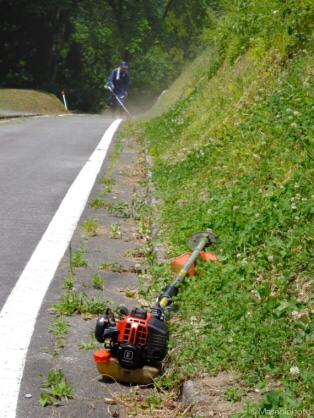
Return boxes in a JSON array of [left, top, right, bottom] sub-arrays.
[[39, 369, 74, 407], [98, 262, 125, 272], [71, 248, 88, 269], [89, 196, 104, 208], [113, 383, 184, 417], [125, 247, 146, 258], [142, 245, 156, 266], [131, 188, 150, 219], [109, 222, 122, 238], [68, 242, 74, 275], [92, 273, 105, 290], [78, 331, 98, 350], [80, 217, 98, 237], [105, 192, 149, 221], [137, 216, 152, 238], [48, 316, 69, 342], [68, 243, 87, 272], [125, 289, 137, 298], [99, 176, 115, 189], [52, 291, 106, 315], [63, 274, 75, 290], [106, 200, 130, 217], [224, 387, 243, 403]]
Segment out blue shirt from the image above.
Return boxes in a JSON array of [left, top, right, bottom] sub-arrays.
[[108, 67, 130, 95]]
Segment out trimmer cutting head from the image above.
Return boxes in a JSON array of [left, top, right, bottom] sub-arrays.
[[187, 229, 216, 249]]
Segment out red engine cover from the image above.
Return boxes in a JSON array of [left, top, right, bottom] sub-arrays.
[[117, 311, 153, 347]]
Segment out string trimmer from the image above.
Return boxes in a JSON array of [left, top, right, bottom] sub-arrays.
[[104, 84, 131, 116], [94, 230, 216, 384]]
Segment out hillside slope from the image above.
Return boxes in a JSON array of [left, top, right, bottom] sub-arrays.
[[0, 89, 67, 114], [135, 3, 314, 415]]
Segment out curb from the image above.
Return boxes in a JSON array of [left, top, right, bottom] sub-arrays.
[[0, 113, 42, 119], [144, 140, 203, 413]]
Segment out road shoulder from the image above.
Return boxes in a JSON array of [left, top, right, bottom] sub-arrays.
[[17, 130, 150, 418]]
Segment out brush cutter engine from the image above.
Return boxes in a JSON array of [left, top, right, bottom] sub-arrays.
[[95, 306, 169, 369]]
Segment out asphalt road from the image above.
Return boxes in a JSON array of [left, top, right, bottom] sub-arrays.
[[0, 114, 115, 309], [0, 113, 125, 417]]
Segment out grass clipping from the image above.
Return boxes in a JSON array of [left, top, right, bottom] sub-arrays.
[[103, 380, 187, 418]]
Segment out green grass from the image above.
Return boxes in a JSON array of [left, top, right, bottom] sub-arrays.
[[98, 261, 125, 272], [109, 222, 122, 238], [0, 89, 67, 114], [134, 7, 314, 413], [80, 217, 99, 237], [48, 316, 69, 340], [92, 273, 105, 290], [39, 369, 74, 406], [78, 331, 99, 350], [52, 291, 107, 316], [69, 247, 88, 269]]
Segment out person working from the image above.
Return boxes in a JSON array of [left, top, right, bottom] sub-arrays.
[[107, 61, 130, 116]]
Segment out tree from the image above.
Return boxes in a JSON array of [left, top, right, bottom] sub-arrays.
[[0, 0, 217, 111]]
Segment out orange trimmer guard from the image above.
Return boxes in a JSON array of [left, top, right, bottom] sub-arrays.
[[171, 251, 217, 276]]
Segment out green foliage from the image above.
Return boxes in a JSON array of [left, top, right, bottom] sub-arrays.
[[1, 0, 213, 110], [92, 273, 105, 290], [202, 0, 314, 64], [89, 197, 104, 208], [80, 217, 98, 237], [109, 222, 122, 239], [224, 387, 243, 403], [105, 200, 130, 217], [48, 315, 69, 350], [98, 262, 125, 272], [52, 291, 107, 315], [70, 247, 88, 269], [39, 369, 74, 407], [48, 316, 69, 340], [78, 331, 98, 350], [62, 273, 75, 291]]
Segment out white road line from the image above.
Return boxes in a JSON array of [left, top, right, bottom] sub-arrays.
[[0, 119, 122, 418]]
